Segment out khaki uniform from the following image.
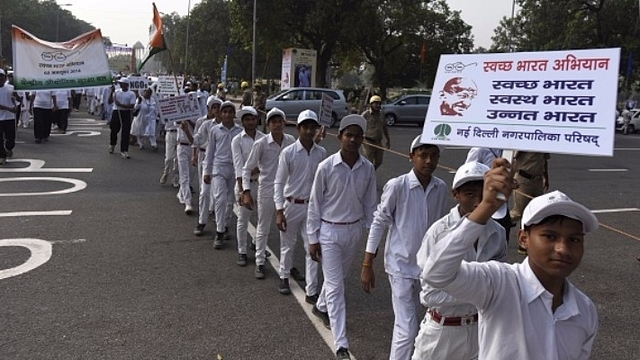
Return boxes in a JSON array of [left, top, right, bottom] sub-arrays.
[[254, 90, 266, 125], [510, 151, 550, 222], [241, 89, 253, 107], [362, 109, 385, 168]]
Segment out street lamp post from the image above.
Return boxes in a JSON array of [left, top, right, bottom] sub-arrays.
[[251, 0, 256, 87], [56, 3, 73, 42], [184, 0, 191, 74]]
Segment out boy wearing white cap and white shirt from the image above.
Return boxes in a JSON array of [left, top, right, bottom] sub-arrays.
[[360, 135, 448, 360], [242, 107, 296, 279], [412, 161, 507, 360], [308, 114, 377, 360], [421, 158, 598, 360], [274, 109, 327, 297], [203, 101, 243, 249], [232, 105, 265, 266], [192, 96, 222, 235]]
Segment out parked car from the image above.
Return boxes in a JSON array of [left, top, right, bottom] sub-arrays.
[[381, 94, 431, 126], [616, 109, 640, 133], [265, 87, 349, 127]]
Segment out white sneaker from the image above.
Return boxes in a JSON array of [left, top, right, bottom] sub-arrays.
[[120, 151, 130, 159], [176, 192, 184, 204], [184, 204, 194, 215]]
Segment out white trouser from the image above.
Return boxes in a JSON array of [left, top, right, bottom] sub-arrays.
[[254, 195, 276, 266], [388, 275, 421, 360], [163, 131, 178, 181], [197, 152, 211, 225], [212, 163, 235, 233], [315, 221, 362, 351], [88, 95, 96, 114], [235, 180, 257, 254], [412, 313, 479, 360], [20, 109, 31, 127], [278, 201, 319, 297], [177, 144, 194, 204]]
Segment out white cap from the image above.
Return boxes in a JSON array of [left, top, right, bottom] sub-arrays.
[[453, 161, 506, 219], [297, 109, 319, 125], [206, 95, 222, 109], [220, 100, 236, 112], [237, 106, 258, 120], [118, 77, 129, 84], [410, 135, 444, 154], [521, 190, 598, 233], [339, 114, 366, 132], [266, 107, 286, 122]]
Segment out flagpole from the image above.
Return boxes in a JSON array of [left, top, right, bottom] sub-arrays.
[[167, 49, 182, 95]]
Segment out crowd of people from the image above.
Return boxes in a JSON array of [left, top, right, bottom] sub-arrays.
[[0, 73, 602, 359]]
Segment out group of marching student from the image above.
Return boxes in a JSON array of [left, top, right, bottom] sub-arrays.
[[153, 91, 599, 360]]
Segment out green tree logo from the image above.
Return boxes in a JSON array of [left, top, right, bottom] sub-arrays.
[[433, 124, 452, 140]]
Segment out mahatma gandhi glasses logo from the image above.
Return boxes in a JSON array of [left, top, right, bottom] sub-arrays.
[[432, 124, 452, 140]]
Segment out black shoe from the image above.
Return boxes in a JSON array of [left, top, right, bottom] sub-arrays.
[[336, 347, 351, 360], [290, 267, 305, 281], [6, 150, 13, 158], [213, 232, 224, 250], [236, 253, 248, 267], [305, 294, 318, 305], [312, 305, 330, 329], [193, 223, 205, 236], [35, 138, 42, 144], [279, 278, 291, 295], [254, 265, 265, 279]]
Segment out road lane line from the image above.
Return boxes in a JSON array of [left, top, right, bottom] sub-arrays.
[[592, 208, 640, 214], [588, 169, 628, 172], [0, 210, 72, 217]]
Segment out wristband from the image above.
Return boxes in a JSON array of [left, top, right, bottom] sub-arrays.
[[362, 262, 372, 268]]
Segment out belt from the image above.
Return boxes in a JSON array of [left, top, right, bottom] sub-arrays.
[[167, 129, 177, 132], [321, 218, 361, 225], [250, 179, 258, 183], [286, 197, 309, 204], [518, 170, 540, 180], [179, 142, 191, 146], [199, 148, 206, 152], [428, 309, 478, 326]]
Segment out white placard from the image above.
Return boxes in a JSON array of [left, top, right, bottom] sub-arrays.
[[127, 76, 149, 91], [421, 48, 620, 157], [157, 93, 201, 123], [156, 75, 184, 95], [318, 93, 334, 127]]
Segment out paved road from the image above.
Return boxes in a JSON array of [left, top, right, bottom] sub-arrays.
[[1, 114, 639, 359]]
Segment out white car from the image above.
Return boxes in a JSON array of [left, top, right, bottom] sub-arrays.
[[616, 109, 640, 133]]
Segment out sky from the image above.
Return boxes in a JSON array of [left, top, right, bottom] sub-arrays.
[[57, 0, 513, 49]]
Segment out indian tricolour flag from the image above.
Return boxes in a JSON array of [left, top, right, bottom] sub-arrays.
[[137, 3, 168, 72], [12, 26, 112, 90]]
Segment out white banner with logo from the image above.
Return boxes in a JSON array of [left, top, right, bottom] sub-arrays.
[[127, 76, 149, 91], [12, 26, 112, 90], [156, 75, 184, 95], [158, 93, 201, 123], [421, 48, 620, 157]]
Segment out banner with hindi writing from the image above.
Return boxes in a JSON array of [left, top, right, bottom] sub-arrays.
[[421, 48, 620, 157], [157, 93, 201, 123], [11, 26, 112, 91]]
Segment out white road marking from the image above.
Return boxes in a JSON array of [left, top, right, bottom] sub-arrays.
[[51, 130, 101, 137], [49, 238, 87, 245], [0, 210, 72, 217], [614, 148, 640, 150], [0, 177, 87, 196], [0, 239, 52, 280], [592, 208, 640, 214], [588, 169, 628, 172], [0, 159, 93, 173]]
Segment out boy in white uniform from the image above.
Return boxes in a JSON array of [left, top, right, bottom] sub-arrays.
[[242, 107, 296, 279], [412, 161, 508, 360], [274, 110, 326, 298], [176, 118, 196, 214], [231, 106, 264, 266], [203, 101, 243, 249], [421, 158, 598, 360], [308, 114, 377, 360], [361, 135, 448, 360]]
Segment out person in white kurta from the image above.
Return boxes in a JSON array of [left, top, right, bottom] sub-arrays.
[[422, 158, 599, 360], [361, 136, 448, 360], [133, 88, 159, 150], [412, 161, 507, 360], [307, 115, 377, 360], [274, 110, 326, 298]]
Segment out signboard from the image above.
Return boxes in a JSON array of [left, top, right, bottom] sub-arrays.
[[127, 76, 149, 91], [421, 48, 620, 157], [281, 48, 317, 90], [156, 75, 184, 95], [318, 93, 334, 127], [12, 26, 112, 90], [157, 93, 201, 123]]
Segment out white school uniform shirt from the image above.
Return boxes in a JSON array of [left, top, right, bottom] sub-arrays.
[[53, 90, 71, 109], [231, 129, 265, 181], [241, 133, 296, 199], [423, 217, 598, 360], [113, 89, 136, 110], [203, 122, 242, 175], [306, 153, 377, 245], [417, 205, 506, 316], [33, 91, 55, 109], [274, 140, 327, 210], [365, 171, 448, 279], [192, 115, 211, 149], [0, 83, 15, 121], [465, 147, 502, 167]]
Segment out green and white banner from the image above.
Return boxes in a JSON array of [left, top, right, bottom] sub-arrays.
[[12, 25, 112, 91]]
